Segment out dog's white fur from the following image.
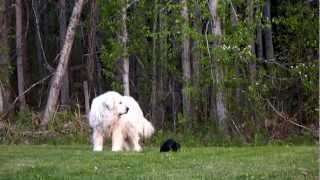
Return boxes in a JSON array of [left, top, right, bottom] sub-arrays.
[[88, 91, 154, 152], [111, 96, 154, 151]]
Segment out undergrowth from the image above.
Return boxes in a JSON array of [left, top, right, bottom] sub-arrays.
[[0, 109, 316, 146]]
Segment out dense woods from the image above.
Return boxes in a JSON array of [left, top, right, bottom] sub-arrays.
[[0, 0, 318, 143]]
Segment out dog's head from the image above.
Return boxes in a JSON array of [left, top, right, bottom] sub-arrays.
[[103, 97, 129, 117], [118, 96, 144, 117]]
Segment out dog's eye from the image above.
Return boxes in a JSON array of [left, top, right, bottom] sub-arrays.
[[119, 102, 122, 104]]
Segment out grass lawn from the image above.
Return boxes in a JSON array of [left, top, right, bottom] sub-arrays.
[[0, 145, 317, 179]]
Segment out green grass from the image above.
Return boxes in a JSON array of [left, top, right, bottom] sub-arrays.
[[0, 145, 317, 179]]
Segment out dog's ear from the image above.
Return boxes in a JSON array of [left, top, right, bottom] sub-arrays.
[[103, 103, 111, 111]]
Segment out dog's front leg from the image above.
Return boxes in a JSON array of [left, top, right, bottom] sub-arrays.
[[111, 128, 124, 152], [93, 129, 104, 151]]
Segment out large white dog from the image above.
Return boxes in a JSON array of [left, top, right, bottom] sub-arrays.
[[88, 91, 154, 152]]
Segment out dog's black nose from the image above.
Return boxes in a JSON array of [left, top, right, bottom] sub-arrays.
[[126, 107, 129, 113]]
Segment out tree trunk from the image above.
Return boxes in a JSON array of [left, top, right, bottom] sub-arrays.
[[83, 81, 90, 115], [58, 0, 69, 110], [159, 7, 167, 128], [191, 3, 202, 122], [0, 0, 10, 114], [247, 0, 256, 81], [21, 2, 30, 89], [15, 0, 26, 111], [121, 0, 129, 96], [170, 79, 177, 131], [208, 0, 227, 131], [181, 0, 192, 127], [35, 21, 44, 76], [150, 1, 159, 128], [256, 21, 263, 61], [41, 0, 85, 127], [262, 0, 274, 60], [87, 0, 98, 99]]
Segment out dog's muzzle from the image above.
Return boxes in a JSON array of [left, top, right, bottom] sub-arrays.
[[119, 107, 129, 117]]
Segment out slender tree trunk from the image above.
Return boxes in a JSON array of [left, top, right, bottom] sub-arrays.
[[247, 0, 256, 81], [159, 7, 167, 128], [170, 79, 177, 131], [21, 2, 30, 88], [16, 0, 26, 111], [150, 1, 159, 128], [35, 22, 44, 76], [87, 0, 98, 99], [83, 81, 90, 115], [181, 0, 192, 127], [0, 0, 10, 114], [191, 3, 202, 122], [121, 0, 129, 96], [256, 20, 263, 61], [41, 0, 85, 127], [59, 0, 69, 110], [262, 0, 274, 60], [208, 0, 227, 131]]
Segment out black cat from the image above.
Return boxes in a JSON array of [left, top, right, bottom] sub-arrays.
[[160, 139, 181, 152]]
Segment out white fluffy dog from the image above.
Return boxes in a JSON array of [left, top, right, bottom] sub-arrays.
[[88, 91, 154, 152]]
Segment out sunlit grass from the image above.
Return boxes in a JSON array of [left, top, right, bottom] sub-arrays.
[[0, 145, 317, 179]]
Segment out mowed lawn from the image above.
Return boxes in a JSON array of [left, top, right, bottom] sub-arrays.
[[0, 145, 317, 179]]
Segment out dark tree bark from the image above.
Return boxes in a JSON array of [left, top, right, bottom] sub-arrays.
[[87, 0, 99, 99], [0, 0, 11, 115], [59, 0, 70, 110], [16, 0, 26, 111], [263, 0, 274, 60], [41, 0, 86, 127], [83, 81, 90, 115], [191, 3, 202, 122], [170, 79, 177, 131], [158, 6, 167, 128], [150, 0, 159, 128], [21, 1, 30, 90]]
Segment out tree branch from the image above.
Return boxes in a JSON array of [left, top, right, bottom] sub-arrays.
[[0, 73, 54, 121], [266, 99, 311, 131], [31, 0, 54, 72]]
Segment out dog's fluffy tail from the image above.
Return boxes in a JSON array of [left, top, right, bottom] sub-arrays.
[[141, 118, 154, 139]]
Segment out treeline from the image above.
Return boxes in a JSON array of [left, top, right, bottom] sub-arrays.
[[0, 0, 318, 141]]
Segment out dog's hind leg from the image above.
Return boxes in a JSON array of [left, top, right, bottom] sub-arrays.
[[131, 133, 142, 152]]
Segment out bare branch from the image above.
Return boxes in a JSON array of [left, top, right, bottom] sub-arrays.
[[229, 0, 238, 22], [31, 0, 54, 72], [266, 99, 311, 131], [127, 0, 139, 9], [0, 73, 54, 121]]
